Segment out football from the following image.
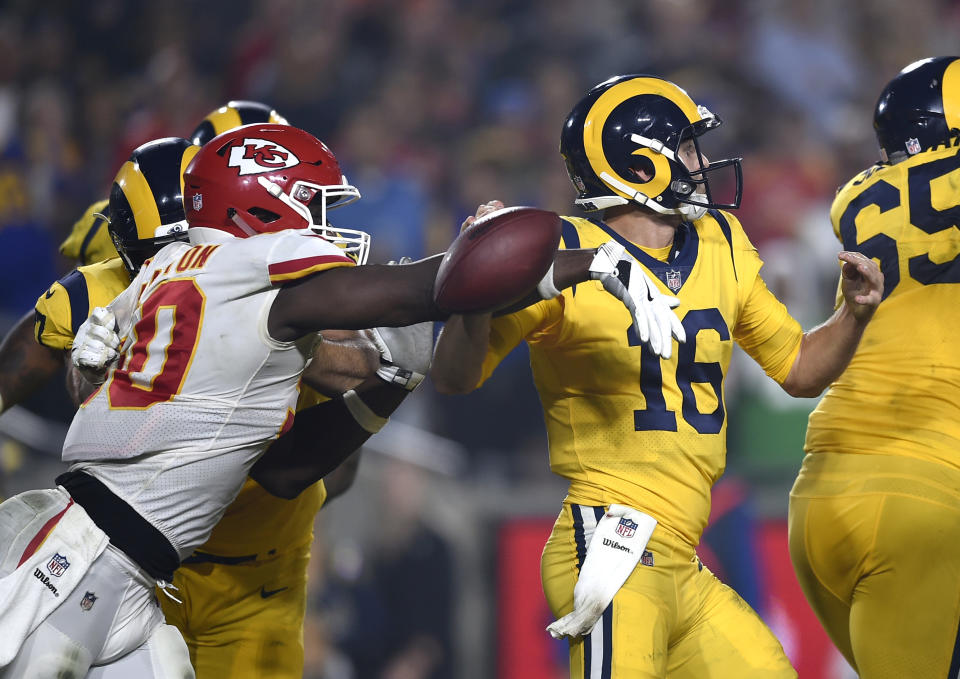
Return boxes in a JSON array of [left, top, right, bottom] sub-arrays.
[[434, 206, 563, 314]]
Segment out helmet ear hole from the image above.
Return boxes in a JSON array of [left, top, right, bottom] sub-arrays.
[[629, 156, 656, 182], [248, 207, 281, 224]]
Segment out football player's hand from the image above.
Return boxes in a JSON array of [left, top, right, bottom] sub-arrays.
[[369, 257, 436, 391], [589, 240, 686, 360], [838, 251, 883, 322], [461, 200, 504, 233], [71, 307, 121, 385]]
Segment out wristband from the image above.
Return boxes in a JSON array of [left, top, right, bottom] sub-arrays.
[[536, 262, 562, 299], [343, 389, 389, 433], [376, 363, 425, 391]]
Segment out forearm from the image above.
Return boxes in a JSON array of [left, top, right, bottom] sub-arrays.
[[302, 330, 381, 398], [65, 361, 99, 407], [432, 314, 491, 394], [270, 255, 446, 341], [250, 376, 409, 499], [0, 312, 64, 414], [781, 303, 869, 398]]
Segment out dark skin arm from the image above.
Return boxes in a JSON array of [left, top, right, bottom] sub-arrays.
[[250, 376, 409, 499], [302, 329, 381, 398], [0, 311, 64, 414], [65, 361, 99, 407], [267, 248, 599, 341]]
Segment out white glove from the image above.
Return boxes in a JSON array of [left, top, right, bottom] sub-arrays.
[[368, 257, 435, 391], [369, 322, 435, 391], [589, 241, 686, 360], [546, 505, 658, 640], [71, 307, 121, 385]]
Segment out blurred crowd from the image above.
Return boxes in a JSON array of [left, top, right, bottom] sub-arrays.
[[2, 0, 958, 676]]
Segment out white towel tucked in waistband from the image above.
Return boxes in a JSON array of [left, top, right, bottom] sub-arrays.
[[547, 504, 657, 640], [0, 488, 109, 667]]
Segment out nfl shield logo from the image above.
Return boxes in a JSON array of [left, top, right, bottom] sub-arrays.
[[47, 553, 70, 577], [616, 518, 638, 539], [665, 269, 682, 292], [906, 137, 922, 155], [80, 591, 97, 611], [640, 550, 655, 567], [192, 193, 203, 211]]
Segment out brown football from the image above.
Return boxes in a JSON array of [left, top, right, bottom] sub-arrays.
[[434, 206, 562, 314]]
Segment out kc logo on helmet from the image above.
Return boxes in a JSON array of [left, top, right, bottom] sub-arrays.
[[228, 138, 300, 176]]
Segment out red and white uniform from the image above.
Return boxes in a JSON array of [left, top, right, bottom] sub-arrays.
[[62, 229, 354, 560]]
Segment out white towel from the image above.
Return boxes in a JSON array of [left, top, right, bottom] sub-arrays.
[[0, 490, 108, 667], [547, 504, 657, 640]]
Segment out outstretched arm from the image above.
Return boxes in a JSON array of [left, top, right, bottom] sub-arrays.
[[250, 375, 409, 499], [268, 247, 601, 342], [0, 312, 64, 414], [780, 251, 883, 397]]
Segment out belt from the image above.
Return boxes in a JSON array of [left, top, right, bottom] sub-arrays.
[[56, 470, 179, 582]]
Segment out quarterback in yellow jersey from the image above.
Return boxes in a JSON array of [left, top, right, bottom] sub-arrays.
[[434, 75, 884, 678], [790, 56, 960, 679]]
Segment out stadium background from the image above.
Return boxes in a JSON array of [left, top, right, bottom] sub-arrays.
[[0, 1, 957, 677]]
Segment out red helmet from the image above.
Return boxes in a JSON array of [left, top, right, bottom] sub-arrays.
[[182, 123, 369, 263]]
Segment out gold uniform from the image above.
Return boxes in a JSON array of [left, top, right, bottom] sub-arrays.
[[35, 257, 330, 679], [480, 214, 802, 678], [791, 144, 960, 678]]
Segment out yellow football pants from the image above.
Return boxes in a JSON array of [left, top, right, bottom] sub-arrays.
[[790, 452, 960, 678], [542, 503, 796, 678], [160, 543, 311, 679]]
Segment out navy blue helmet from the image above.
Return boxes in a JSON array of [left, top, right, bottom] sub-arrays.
[[874, 57, 960, 162], [559, 75, 742, 220]]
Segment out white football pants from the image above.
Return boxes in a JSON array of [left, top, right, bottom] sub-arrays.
[[0, 543, 193, 679]]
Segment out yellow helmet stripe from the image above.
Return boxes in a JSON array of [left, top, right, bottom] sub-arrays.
[[117, 160, 162, 238], [205, 106, 244, 136], [943, 59, 960, 136], [584, 78, 699, 201], [179, 145, 200, 195]]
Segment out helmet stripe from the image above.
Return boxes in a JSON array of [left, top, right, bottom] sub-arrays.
[[179, 145, 200, 195], [943, 59, 960, 136], [117, 160, 162, 238], [205, 106, 244, 137], [583, 78, 699, 203]]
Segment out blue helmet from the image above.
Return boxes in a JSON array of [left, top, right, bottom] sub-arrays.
[[559, 75, 742, 220], [874, 57, 960, 162]]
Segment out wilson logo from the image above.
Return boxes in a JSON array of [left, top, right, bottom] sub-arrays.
[[602, 537, 633, 554], [228, 138, 299, 176], [34, 569, 61, 597]]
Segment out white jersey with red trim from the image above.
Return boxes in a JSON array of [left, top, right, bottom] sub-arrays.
[[61, 229, 354, 558]]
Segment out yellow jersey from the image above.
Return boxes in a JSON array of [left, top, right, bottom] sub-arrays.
[[34, 254, 327, 556], [35, 257, 131, 351], [479, 213, 803, 546], [805, 144, 960, 470], [58, 199, 118, 266]]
